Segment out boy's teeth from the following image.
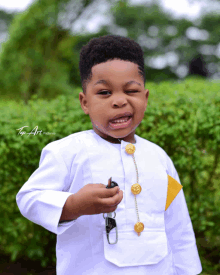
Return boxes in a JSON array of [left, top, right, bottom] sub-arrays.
[[111, 116, 130, 123]]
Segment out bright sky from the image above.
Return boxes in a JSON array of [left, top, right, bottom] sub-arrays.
[[0, 0, 209, 37], [161, 0, 202, 19], [0, 0, 203, 19], [0, 0, 34, 11]]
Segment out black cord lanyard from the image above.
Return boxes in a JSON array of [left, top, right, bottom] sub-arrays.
[[103, 177, 119, 244]]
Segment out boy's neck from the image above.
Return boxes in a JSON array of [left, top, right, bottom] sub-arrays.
[[98, 134, 136, 144]]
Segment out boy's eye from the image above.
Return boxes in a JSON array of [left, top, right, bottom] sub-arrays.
[[98, 90, 139, 95], [98, 91, 110, 95]]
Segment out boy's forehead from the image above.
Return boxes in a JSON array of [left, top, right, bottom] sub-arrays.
[[92, 59, 139, 72], [90, 60, 141, 83]]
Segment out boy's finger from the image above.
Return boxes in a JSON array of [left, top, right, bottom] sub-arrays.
[[92, 183, 106, 188], [102, 191, 122, 207], [99, 186, 120, 198]]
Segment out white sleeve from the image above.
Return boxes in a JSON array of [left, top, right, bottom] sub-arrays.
[[164, 155, 202, 275], [16, 145, 77, 235]]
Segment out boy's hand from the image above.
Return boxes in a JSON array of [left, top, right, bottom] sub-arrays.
[[74, 183, 123, 216]]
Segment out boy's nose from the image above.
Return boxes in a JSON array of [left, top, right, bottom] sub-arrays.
[[112, 97, 128, 107]]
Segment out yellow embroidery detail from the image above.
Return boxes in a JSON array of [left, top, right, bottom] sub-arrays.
[[165, 175, 183, 211]]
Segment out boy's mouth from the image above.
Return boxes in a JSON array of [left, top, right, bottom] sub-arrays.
[[109, 112, 133, 122], [109, 115, 132, 129]]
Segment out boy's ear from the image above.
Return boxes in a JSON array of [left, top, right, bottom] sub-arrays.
[[145, 89, 149, 108], [79, 92, 89, 115]]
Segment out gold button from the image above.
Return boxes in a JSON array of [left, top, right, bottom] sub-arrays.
[[131, 183, 142, 195], [134, 222, 144, 233], [125, 143, 135, 154]]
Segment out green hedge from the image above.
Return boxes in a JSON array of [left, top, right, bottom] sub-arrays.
[[0, 78, 219, 273]]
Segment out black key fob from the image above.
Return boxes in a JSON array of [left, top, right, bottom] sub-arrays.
[[106, 177, 118, 189], [105, 217, 117, 234], [104, 177, 119, 244], [105, 215, 118, 244]]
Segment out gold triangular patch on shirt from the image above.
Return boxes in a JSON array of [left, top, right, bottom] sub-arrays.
[[165, 175, 183, 211]]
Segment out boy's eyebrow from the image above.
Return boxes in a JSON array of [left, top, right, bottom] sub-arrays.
[[94, 79, 141, 87]]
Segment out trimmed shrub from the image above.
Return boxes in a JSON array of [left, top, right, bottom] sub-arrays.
[[0, 78, 219, 272]]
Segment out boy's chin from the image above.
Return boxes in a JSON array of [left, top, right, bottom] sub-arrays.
[[103, 134, 121, 144]]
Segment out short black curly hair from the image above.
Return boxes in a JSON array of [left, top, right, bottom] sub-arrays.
[[79, 35, 146, 94]]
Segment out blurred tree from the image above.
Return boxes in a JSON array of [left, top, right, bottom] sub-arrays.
[[0, 0, 96, 103], [102, 0, 220, 81], [0, 9, 15, 31], [189, 54, 208, 77], [198, 13, 220, 78], [0, 10, 15, 55], [0, 0, 220, 102], [0, 10, 15, 92]]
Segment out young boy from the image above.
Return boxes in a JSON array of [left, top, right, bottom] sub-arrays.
[[16, 35, 202, 274]]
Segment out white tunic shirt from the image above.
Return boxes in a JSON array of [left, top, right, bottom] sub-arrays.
[[16, 129, 202, 275]]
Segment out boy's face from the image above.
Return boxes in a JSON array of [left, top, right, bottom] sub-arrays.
[[79, 59, 149, 144]]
